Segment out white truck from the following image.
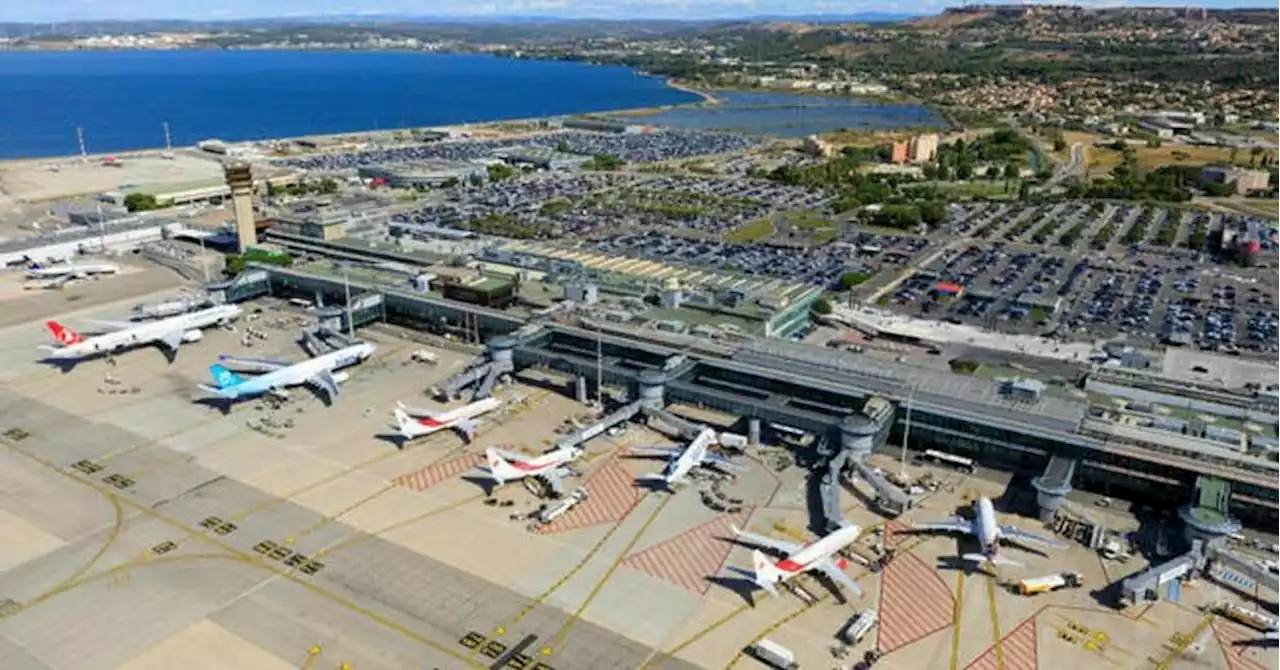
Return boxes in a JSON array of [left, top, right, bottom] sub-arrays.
[[410, 349, 438, 365], [1100, 538, 1131, 563], [535, 488, 588, 525], [838, 609, 879, 645], [749, 639, 798, 670]]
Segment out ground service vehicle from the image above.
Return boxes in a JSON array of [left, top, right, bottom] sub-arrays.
[[1017, 572, 1083, 595], [750, 639, 798, 670]]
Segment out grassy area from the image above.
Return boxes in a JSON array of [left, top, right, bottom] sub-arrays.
[[906, 180, 1014, 199], [1200, 197, 1279, 220], [817, 129, 917, 147], [723, 218, 776, 243], [1062, 130, 1264, 176]]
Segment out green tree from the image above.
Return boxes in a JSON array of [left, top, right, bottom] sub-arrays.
[[317, 178, 338, 194], [812, 297, 833, 315], [123, 193, 159, 212], [839, 271, 870, 289], [587, 154, 625, 171], [955, 163, 973, 180], [1052, 134, 1067, 152], [441, 177, 459, 189], [936, 164, 951, 181], [487, 163, 516, 181], [919, 201, 948, 226], [1003, 163, 1020, 180], [555, 139, 573, 153]]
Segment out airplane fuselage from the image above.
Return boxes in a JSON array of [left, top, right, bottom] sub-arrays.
[[487, 445, 581, 484], [775, 524, 862, 574], [44, 305, 241, 360], [399, 397, 501, 439], [664, 427, 717, 481], [975, 496, 1000, 557], [220, 343, 375, 399]]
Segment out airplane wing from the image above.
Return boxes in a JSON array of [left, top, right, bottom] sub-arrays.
[[156, 330, 184, 352], [729, 525, 804, 557], [626, 446, 683, 459], [816, 559, 863, 599], [305, 370, 340, 400], [217, 355, 291, 373], [999, 525, 1068, 551], [704, 452, 747, 473], [910, 517, 974, 535], [84, 318, 136, 332], [542, 470, 566, 497]]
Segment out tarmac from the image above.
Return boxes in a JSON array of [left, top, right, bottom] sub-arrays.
[[0, 286, 1274, 670]]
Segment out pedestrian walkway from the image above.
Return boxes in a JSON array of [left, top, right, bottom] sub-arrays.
[[621, 507, 754, 595]]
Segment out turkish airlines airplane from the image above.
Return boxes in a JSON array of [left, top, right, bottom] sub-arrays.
[[731, 523, 865, 600], [629, 427, 744, 490], [40, 304, 242, 362], [480, 445, 583, 497], [199, 342, 376, 405], [392, 397, 501, 441], [907, 496, 1066, 567]]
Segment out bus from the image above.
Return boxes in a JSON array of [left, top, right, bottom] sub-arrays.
[[920, 449, 975, 474]]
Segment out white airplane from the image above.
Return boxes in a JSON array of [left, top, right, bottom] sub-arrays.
[[26, 262, 121, 279], [906, 496, 1067, 568], [40, 304, 242, 362], [628, 427, 744, 489], [392, 397, 501, 441], [479, 445, 584, 497], [731, 523, 865, 600], [199, 342, 376, 405]]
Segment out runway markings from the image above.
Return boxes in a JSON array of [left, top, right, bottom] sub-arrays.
[[964, 614, 1037, 670], [534, 455, 641, 535], [1211, 620, 1269, 670], [877, 551, 956, 655], [984, 575, 1005, 670], [621, 506, 754, 595], [392, 454, 483, 492]]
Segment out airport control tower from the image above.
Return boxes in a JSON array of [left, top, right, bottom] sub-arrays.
[[224, 161, 257, 252]]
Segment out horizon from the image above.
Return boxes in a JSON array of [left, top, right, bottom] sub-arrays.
[[6, 1, 1277, 24]]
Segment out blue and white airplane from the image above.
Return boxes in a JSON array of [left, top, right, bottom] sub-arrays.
[[628, 427, 745, 490], [199, 342, 376, 405]]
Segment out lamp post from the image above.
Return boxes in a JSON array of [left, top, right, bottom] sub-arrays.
[[900, 381, 919, 480], [333, 261, 354, 338]]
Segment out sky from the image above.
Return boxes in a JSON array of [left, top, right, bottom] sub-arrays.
[[4, 0, 1274, 23]]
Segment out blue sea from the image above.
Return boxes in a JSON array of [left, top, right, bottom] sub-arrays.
[[612, 91, 945, 137], [0, 50, 702, 159]]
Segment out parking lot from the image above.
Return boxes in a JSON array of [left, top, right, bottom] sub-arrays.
[[391, 172, 826, 240], [589, 229, 931, 289], [278, 129, 768, 171]]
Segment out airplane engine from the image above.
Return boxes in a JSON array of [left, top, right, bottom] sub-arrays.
[[332, 371, 350, 384], [181, 329, 203, 343]]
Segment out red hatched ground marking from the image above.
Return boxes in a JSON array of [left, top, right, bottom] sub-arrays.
[[963, 613, 1038, 670], [1212, 620, 1269, 670], [621, 506, 755, 595], [883, 520, 911, 549], [391, 454, 482, 492], [535, 455, 642, 535], [876, 551, 955, 654]]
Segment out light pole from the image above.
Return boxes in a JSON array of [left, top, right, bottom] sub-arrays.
[[900, 381, 919, 480], [334, 261, 354, 338], [595, 322, 603, 407]]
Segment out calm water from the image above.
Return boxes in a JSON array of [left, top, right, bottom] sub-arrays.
[[0, 50, 701, 159], [613, 91, 945, 137]]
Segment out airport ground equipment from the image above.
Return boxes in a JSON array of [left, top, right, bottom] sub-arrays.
[[534, 488, 588, 526], [1212, 602, 1280, 632], [838, 610, 879, 645], [749, 639, 799, 670], [1016, 572, 1083, 595]]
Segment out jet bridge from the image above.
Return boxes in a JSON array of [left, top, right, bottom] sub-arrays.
[[300, 326, 358, 357], [819, 408, 910, 533], [433, 336, 517, 401], [1206, 544, 1280, 593], [553, 401, 643, 451]]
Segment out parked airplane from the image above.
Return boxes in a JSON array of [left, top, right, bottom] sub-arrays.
[[392, 397, 501, 441], [731, 524, 865, 600], [26, 262, 121, 279], [40, 304, 242, 362], [199, 342, 376, 405], [628, 427, 744, 489], [480, 445, 583, 497], [905, 496, 1066, 567]]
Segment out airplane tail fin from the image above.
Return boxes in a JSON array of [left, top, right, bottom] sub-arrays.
[[485, 448, 511, 485], [752, 550, 782, 598], [46, 320, 84, 346], [392, 408, 417, 438], [208, 364, 244, 390]]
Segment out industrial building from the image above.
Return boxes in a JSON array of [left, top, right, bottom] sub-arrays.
[[356, 160, 488, 189], [909, 134, 939, 163], [1201, 165, 1271, 196], [492, 146, 593, 170], [561, 118, 641, 134], [224, 244, 1278, 537]]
